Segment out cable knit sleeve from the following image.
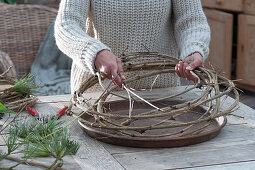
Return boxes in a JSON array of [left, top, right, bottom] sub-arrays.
[[172, 0, 210, 61], [54, 0, 111, 74]]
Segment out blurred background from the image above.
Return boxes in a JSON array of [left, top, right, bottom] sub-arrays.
[[1, 0, 255, 108], [201, 0, 255, 109]]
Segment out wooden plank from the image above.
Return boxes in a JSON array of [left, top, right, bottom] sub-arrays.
[[0, 159, 44, 170], [221, 96, 255, 126], [204, 8, 233, 79], [237, 14, 255, 89], [102, 122, 255, 154], [67, 119, 125, 170], [201, 0, 243, 12], [38, 94, 71, 103], [33, 102, 60, 117], [113, 140, 255, 170], [187, 160, 255, 170], [0, 154, 82, 170], [33, 102, 70, 119], [244, 0, 255, 16]]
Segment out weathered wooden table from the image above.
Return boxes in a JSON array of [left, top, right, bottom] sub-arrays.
[[1, 86, 255, 170]]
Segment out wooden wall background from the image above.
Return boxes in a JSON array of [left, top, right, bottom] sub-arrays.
[[202, 0, 255, 92]]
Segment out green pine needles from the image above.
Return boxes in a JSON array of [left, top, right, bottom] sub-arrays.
[[0, 118, 80, 169], [10, 74, 38, 95], [11, 118, 64, 139]]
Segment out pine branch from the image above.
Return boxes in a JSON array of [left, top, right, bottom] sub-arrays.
[[1, 118, 79, 170], [10, 74, 38, 95]]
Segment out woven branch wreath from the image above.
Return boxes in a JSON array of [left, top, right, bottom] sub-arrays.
[[0, 69, 37, 112], [69, 52, 239, 138]]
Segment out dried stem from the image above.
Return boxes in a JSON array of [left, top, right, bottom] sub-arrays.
[[4, 155, 66, 170], [0, 66, 12, 78], [1, 104, 27, 132]]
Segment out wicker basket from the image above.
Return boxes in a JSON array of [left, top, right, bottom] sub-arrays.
[[18, 0, 60, 9], [0, 4, 57, 78]]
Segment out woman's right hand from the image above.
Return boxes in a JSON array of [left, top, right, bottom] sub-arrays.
[[94, 50, 125, 88]]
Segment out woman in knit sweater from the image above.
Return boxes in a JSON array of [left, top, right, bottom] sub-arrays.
[[54, 0, 210, 93]]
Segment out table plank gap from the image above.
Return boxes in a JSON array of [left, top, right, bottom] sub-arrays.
[[177, 160, 255, 170], [113, 142, 255, 169], [103, 123, 255, 154]]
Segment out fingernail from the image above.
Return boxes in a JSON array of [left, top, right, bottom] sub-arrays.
[[186, 66, 192, 70], [122, 75, 126, 80]]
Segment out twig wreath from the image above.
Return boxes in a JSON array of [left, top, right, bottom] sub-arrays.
[[68, 52, 239, 138], [0, 73, 37, 112]]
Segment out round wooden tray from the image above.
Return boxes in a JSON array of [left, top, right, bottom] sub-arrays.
[[78, 100, 227, 148]]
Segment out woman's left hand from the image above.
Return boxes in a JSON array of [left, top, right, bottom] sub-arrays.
[[175, 52, 203, 83]]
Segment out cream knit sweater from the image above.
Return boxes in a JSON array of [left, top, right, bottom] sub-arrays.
[[55, 0, 210, 93]]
